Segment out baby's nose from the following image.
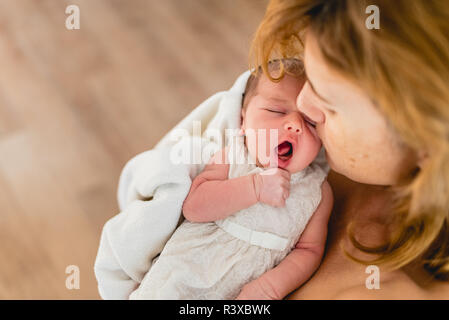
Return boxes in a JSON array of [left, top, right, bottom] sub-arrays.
[[284, 120, 302, 134]]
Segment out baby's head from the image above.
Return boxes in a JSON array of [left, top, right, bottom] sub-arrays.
[[241, 59, 321, 173]]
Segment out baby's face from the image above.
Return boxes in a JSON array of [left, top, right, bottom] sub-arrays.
[[242, 74, 321, 173]]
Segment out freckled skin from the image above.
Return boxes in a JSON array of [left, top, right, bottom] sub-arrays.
[[297, 33, 419, 185]]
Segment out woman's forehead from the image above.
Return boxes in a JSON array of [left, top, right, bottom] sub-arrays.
[[304, 33, 334, 83], [304, 33, 369, 106]]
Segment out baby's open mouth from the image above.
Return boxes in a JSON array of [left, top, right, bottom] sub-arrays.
[[276, 141, 293, 161]]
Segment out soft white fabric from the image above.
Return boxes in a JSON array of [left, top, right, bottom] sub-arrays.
[[94, 71, 252, 299], [129, 133, 329, 300], [94, 69, 329, 300], [218, 219, 289, 251]]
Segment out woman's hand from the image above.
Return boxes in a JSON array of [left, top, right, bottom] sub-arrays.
[[235, 279, 280, 300]]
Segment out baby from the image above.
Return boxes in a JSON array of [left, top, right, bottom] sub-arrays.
[[130, 59, 332, 300]]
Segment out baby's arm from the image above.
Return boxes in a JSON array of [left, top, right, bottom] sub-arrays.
[[236, 180, 334, 300], [182, 147, 259, 223]]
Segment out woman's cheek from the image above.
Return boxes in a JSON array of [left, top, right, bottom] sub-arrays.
[[319, 119, 350, 171], [324, 118, 385, 183]]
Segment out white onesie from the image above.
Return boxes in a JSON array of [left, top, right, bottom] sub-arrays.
[[129, 134, 329, 300]]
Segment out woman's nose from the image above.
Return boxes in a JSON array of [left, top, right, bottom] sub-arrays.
[[296, 82, 325, 124]]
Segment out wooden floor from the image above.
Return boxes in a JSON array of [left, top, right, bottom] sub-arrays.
[[0, 0, 267, 299]]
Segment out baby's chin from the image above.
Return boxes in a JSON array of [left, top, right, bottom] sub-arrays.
[[255, 153, 309, 174], [276, 157, 309, 173]]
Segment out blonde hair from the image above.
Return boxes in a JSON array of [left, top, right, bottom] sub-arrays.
[[250, 0, 449, 279]]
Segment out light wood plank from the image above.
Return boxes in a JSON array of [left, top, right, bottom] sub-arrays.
[[0, 0, 268, 299]]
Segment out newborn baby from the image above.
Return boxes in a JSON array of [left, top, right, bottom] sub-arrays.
[[130, 59, 332, 300]]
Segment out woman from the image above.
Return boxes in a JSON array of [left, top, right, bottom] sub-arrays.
[[249, 0, 449, 298]]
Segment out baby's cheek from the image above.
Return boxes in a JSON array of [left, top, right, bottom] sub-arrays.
[[254, 129, 279, 155], [292, 132, 318, 170], [304, 131, 322, 162], [303, 125, 322, 152]]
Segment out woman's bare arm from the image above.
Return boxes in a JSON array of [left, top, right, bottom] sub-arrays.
[[182, 147, 259, 223]]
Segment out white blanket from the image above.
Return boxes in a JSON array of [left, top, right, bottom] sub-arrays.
[[94, 70, 252, 300], [94, 69, 329, 300]]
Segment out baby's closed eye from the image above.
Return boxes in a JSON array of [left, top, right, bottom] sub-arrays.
[[264, 107, 286, 114]]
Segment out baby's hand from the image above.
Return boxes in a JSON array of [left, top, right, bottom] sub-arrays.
[[235, 279, 280, 300], [253, 168, 290, 208]]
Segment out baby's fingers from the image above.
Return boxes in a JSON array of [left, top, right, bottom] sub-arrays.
[[281, 180, 291, 192], [260, 168, 279, 176], [283, 188, 289, 201], [277, 197, 287, 207], [277, 169, 291, 180]]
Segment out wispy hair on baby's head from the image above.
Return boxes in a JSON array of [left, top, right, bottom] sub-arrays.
[[241, 58, 305, 112]]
